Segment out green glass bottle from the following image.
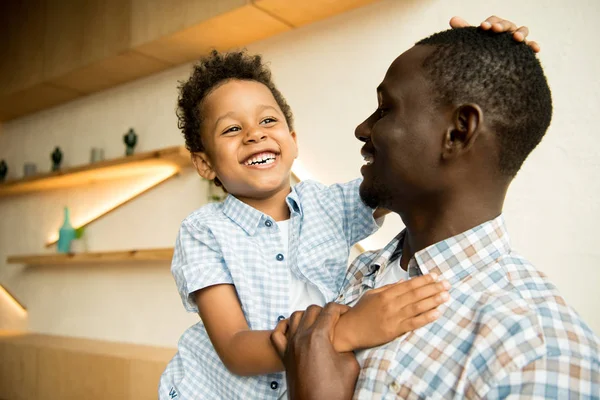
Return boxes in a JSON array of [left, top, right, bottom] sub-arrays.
[[57, 207, 76, 253]]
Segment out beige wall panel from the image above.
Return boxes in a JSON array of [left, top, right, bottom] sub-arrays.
[[134, 4, 291, 64], [49, 51, 171, 94], [254, 0, 381, 27], [0, 83, 80, 121], [131, 0, 248, 47]]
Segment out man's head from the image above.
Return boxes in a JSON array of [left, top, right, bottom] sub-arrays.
[[356, 27, 552, 211], [178, 50, 297, 198]]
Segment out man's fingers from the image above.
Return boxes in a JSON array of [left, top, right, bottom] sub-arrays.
[[314, 302, 350, 340], [271, 319, 289, 359], [298, 304, 324, 332], [482, 16, 518, 33], [271, 330, 288, 359], [449, 16, 470, 29], [289, 310, 304, 337]]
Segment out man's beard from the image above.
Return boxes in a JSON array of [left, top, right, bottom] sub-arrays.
[[359, 176, 393, 210]]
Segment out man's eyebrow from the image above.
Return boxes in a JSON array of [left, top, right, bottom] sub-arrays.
[[377, 84, 391, 99]]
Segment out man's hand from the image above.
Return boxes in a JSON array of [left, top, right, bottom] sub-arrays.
[[271, 303, 359, 400], [450, 15, 541, 53]]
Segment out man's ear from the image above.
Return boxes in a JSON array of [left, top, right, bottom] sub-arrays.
[[191, 152, 217, 180], [442, 104, 483, 160]]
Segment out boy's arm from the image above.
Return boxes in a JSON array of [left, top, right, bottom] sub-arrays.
[[195, 284, 283, 376], [332, 274, 450, 352]]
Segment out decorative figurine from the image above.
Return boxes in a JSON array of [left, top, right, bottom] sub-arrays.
[[0, 160, 7, 182], [23, 163, 37, 177], [90, 147, 105, 163], [123, 128, 138, 156], [51, 147, 63, 171], [57, 206, 76, 253]]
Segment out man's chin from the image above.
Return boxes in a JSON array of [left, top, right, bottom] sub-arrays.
[[359, 185, 380, 209]]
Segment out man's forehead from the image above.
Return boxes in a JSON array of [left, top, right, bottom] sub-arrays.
[[379, 45, 433, 92]]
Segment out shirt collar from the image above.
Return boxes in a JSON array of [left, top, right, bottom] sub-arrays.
[[221, 185, 303, 236], [364, 214, 511, 288], [410, 214, 511, 284]]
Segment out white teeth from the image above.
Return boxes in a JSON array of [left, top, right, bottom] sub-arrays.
[[363, 155, 374, 165], [245, 152, 277, 166]]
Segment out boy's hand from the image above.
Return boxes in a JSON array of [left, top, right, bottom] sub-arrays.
[[336, 274, 450, 352], [450, 15, 541, 53]]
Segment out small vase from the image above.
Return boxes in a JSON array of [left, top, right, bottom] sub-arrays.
[[57, 207, 76, 253]]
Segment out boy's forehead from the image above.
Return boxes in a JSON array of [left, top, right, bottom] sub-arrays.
[[202, 79, 280, 113]]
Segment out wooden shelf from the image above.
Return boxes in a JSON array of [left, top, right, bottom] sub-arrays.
[[0, 146, 190, 197], [6, 248, 174, 266]]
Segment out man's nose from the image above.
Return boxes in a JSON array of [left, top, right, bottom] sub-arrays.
[[244, 127, 267, 143], [355, 118, 371, 143]]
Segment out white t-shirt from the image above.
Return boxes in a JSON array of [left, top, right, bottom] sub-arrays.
[[277, 220, 326, 312]]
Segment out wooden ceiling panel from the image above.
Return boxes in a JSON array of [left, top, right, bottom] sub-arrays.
[[253, 0, 380, 27], [0, 84, 81, 121], [49, 51, 172, 94], [134, 4, 291, 65]]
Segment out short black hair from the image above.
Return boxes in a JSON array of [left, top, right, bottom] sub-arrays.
[[416, 27, 552, 177], [177, 49, 294, 154]]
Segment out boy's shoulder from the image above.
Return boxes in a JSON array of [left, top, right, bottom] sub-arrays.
[[181, 202, 226, 229], [294, 178, 361, 196]]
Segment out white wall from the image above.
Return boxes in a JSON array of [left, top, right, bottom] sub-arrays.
[[0, 0, 598, 347]]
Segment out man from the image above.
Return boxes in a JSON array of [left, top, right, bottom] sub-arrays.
[[272, 23, 600, 399]]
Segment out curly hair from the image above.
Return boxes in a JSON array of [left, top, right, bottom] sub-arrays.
[[177, 50, 294, 156], [416, 27, 552, 177]]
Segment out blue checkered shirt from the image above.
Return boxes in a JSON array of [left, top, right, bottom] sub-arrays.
[[338, 215, 600, 399], [160, 179, 379, 400]]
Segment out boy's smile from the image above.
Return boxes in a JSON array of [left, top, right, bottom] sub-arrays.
[[193, 79, 298, 201]]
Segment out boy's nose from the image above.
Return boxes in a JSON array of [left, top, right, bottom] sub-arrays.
[[244, 128, 267, 143]]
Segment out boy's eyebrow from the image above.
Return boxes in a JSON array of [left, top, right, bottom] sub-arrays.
[[256, 104, 280, 114], [214, 111, 236, 130]]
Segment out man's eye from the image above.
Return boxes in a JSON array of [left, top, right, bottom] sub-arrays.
[[377, 108, 388, 119], [222, 126, 241, 135], [261, 117, 277, 124]]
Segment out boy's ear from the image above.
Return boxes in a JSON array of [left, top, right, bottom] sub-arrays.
[[442, 104, 483, 161], [290, 130, 299, 159], [191, 152, 217, 180]]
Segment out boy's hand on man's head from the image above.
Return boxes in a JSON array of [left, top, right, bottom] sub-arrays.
[[449, 15, 541, 53]]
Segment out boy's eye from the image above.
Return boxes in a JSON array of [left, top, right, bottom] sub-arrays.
[[222, 126, 241, 135], [260, 117, 277, 125]]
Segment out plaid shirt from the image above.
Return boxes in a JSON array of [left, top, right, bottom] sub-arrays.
[[160, 179, 378, 400], [338, 215, 600, 399]]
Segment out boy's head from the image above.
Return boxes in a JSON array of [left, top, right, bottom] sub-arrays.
[[356, 27, 553, 211], [177, 50, 297, 199]]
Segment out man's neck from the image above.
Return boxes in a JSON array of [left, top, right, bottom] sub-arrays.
[[397, 189, 506, 270]]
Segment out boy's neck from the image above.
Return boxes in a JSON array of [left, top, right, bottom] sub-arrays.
[[236, 185, 292, 221]]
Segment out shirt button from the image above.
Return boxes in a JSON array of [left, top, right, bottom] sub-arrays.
[[276, 253, 284, 261], [265, 220, 272, 227], [270, 381, 279, 390], [390, 381, 400, 392], [277, 315, 285, 322]]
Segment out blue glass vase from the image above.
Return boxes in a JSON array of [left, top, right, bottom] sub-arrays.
[[57, 207, 76, 253]]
